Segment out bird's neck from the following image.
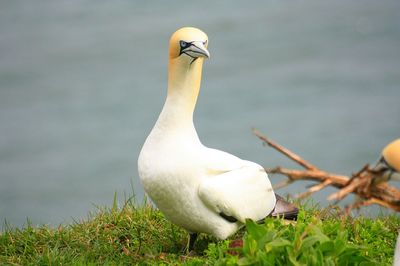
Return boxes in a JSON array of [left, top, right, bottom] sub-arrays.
[[163, 58, 204, 125]]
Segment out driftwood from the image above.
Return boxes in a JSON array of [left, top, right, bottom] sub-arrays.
[[252, 128, 400, 213]]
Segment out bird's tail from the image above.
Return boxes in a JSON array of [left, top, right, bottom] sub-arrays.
[[269, 194, 299, 220]]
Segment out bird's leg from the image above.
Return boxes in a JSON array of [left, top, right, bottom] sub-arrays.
[[187, 233, 198, 253]]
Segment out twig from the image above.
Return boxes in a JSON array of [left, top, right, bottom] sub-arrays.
[[253, 128, 317, 170], [297, 179, 333, 199], [345, 197, 400, 213], [272, 179, 294, 190], [267, 167, 349, 186], [327, 177, 367, 201], [253, 128, 400, 212]]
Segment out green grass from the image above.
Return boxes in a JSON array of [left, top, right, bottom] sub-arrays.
[[0, 196, 398, 265]]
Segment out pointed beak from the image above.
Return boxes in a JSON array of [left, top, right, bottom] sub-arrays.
[[390, 171, 400, 181], [372, 156, 400, 182], [185, 41, 210, 59]]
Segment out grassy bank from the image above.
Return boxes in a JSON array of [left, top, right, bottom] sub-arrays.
[[0, 196, 398, 265]]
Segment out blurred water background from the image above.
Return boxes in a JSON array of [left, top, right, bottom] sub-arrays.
[[1, 0, 399, 227]]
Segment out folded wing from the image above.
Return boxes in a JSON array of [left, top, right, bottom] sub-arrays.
[[198, 157, 276, 223]]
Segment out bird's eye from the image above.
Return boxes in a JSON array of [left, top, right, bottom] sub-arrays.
[[180, 41, 187, 48], [203, 40, 207, 46]]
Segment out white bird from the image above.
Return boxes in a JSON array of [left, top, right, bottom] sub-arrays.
[[138, 27, 297, 251], [394, 232, 400, 266], [372, 139, 400, 183]]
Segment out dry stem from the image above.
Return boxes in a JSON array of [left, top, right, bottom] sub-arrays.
[[252, 128, 400, 212]]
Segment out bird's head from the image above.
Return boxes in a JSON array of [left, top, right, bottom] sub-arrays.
[[373, 138, 400, 182], [169, 27, 210, 64], [382, 139, 400, 173]]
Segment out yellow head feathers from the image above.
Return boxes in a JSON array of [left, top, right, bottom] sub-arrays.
[[166, 27, 210, 111], [382, 139, 400, 172], [169, 27, 209, 60]]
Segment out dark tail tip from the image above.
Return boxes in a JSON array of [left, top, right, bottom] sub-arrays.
[[270, 194, 299, 220]]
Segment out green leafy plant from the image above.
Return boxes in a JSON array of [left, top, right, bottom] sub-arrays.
[[0, 197, 398, 265], [212, 207, 398, 266]]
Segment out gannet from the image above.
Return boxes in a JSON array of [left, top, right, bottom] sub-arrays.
[[373, 139, 400, 183], [138, 27, 298, 251], [394, 232, 400, 266]]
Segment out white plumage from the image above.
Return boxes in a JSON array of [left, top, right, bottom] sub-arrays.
[[138, 27, 276, 242]]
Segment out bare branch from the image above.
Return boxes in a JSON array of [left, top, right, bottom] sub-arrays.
[[252, 128, 317, 170], [297, 179, 333, 199], [253, 128, 400, 212], [327, 177, 367, 202], [272, 179, 294, 190]]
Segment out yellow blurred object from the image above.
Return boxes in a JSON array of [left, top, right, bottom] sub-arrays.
[[382, 139, 400, 172]]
